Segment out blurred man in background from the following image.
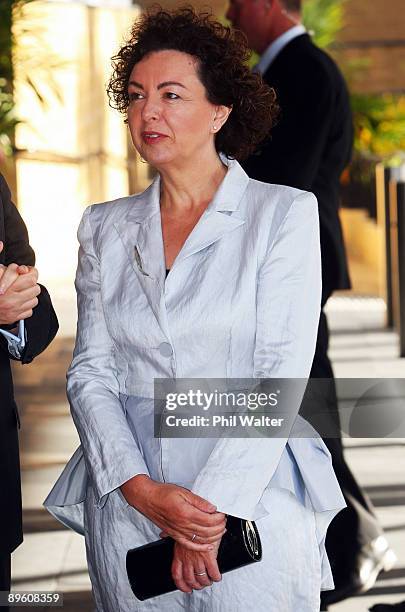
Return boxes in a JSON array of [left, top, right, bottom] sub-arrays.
[[226, 0, 395, 607], [0, 174, 58, 603]]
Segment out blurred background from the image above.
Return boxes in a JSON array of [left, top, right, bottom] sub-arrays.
[[1, 0, 405, 610]]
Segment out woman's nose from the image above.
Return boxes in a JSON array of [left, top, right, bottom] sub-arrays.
[[141, 97, 161, 122]]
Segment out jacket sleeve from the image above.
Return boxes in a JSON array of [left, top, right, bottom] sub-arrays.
[[21, 284, 59, 364], [191, 192, 322, 519], [66, 207, 149, 507], [0, 175, 58, 362], [0, 175, 35, 267]]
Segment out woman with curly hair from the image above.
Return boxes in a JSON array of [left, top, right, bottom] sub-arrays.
[[45, 5, 345, 611]]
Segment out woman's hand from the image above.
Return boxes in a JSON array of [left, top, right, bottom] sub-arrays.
[[120, 474, 226, 551], [172, 537, 222, 593]]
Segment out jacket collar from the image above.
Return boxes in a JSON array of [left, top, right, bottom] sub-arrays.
[[254, 25, 306, 75], [208, 153, 250, 213], [114, 155, 249, 296], [125, 153, 249, 224]]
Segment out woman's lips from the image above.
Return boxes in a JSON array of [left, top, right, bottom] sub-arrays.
[[142, 132, 168, 144]]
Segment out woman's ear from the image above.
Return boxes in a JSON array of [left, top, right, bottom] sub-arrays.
[[212, 105, 233, 132]]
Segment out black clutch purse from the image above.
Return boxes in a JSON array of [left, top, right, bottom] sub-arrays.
[[126, 515, 262, 601]]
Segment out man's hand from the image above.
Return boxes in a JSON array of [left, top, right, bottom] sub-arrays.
[[0, 241, 31, 290], [120, 475, 226, 552], [0, 240, 41, 325]]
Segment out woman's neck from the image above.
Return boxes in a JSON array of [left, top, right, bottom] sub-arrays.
[[159, 153, 227, 215]]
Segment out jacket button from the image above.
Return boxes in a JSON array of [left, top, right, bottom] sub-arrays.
[[159, 342, 173, 357]]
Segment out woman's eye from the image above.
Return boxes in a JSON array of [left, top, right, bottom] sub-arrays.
[[129, 92, 143, 101], [165, 92, 180, 100]]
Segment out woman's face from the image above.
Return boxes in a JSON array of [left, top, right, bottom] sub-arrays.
[[127, 49, 229, 168]]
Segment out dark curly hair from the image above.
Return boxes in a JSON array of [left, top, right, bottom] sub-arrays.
[[107, 5, 278, 160]]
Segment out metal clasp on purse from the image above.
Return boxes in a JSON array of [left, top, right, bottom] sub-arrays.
[[242, 520, 262, 560]]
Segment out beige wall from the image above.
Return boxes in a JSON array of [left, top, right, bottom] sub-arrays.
[[336, 0, 405, 94], [340, 0, 405, 42], [9, 1, 147, 334]]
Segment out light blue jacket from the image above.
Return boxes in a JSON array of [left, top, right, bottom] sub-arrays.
[[45, 156, 345, 590]]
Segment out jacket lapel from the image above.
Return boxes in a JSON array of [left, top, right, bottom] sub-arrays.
[[113, 178, 166, 325], [113, 156, 250, 322], [171, 156, 249, 268]]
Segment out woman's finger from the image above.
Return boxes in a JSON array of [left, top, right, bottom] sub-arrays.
[[174, 528, 226, 545], [184, 523, 227, 541], [164, 515, 226, 541], [155, 511, 224, 549], [194, 530, 227, 544], [156, 521, 207, 549], [186, 507, 227, 529], [183, 561, 203, 590], [185, 491, 217, 514], [171, 558, 192, 594], [205, 554, 222, 583], [168, 522, 225, 544], [165, 521, 225, 540], [193, 563, 212, 588], [175, 535, 214, 552]]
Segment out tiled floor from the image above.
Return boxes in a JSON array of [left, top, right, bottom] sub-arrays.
[[9, 295, 405, 611]]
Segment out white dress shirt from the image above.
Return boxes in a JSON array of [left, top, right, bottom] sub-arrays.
[[253, 24, 306, 75], [0, 320, 25, 358]]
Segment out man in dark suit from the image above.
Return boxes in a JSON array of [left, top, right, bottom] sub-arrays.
[[0, 174, 58, 597], [226, 0, 394, 607]]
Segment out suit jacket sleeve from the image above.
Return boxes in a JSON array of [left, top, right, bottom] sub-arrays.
[[0, 175, 58, 363], [245, 67, 333, 190], [192, 192, 322, 519], [66, 207, 149, 506]]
